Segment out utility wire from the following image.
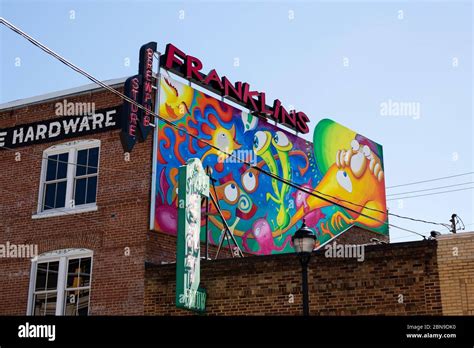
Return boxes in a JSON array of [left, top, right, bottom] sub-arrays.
[[1, 143, 452, 232], [1, 137, 441, 233], [387, 212, 451, 231], [390, 234, 419, 242], [387, 186, 474, 201], [387, 181, 474, 197], [0, 17, 429, 240], [387, 172, 474, 189]]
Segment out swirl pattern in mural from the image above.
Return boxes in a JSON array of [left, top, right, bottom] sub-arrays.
[[152, 76, 388, 255]]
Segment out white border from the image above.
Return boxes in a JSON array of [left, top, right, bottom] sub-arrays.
[[149, 67, 161, 230]]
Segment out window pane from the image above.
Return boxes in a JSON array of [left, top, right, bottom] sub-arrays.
[[55, 181, 67, 208], [46, 261, 59, 290], [46, 155, 58, 181], [56, 153, 69, 179], [33, 292, 57, 316], [74, 178, 87, 206], [45, 292, 57, 316], [54, 181, 67, 208], [87, 147, 99, 174], [67, 259, 80, 288], [43, 183, 56, 210], [77, 289, 90, 316], [35, 263, 48, 291], [64, 290, 78, 316], [79, 258, 92, 287], [64, 289, 90, 316], [34, 293, 47, 316], [86, 177, 97, 204], [76, 149, 88, 176]]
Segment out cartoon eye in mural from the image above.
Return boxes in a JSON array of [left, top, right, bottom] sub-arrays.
[[200, 125, 241, 172], [253, 131, 271, 155], [241, 169, 259, 193], [216, 130, 231, 151], [223, 182, 239, 204], [254, 226, 262, 237], [272, 131, 292, 151], [336, 170, 352, 193]]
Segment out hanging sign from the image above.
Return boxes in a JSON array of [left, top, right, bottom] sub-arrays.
[[175, 158, 209, 313], [120, 42, 157, 152], [137, 42, 157, 141], [119, 75, 141, 153]]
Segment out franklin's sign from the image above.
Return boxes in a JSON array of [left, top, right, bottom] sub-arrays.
[[160, 43, 310, 134]]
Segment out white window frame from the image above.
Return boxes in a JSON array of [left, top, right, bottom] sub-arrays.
[[27, 248, 93, 316], [33, 139, 100, 219]]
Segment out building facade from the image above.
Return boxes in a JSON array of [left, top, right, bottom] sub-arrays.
[[0, 80, 471, 316]]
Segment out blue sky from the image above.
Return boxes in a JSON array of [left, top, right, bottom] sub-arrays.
[[1, 0, 472, 242]]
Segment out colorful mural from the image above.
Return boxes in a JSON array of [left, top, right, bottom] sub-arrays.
[[152, 76, 388, 255]]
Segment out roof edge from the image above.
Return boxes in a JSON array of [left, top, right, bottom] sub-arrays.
[[0, 77, 128, 112]]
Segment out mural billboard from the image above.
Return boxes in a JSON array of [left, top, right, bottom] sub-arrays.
[[151, 75, 388, 255]]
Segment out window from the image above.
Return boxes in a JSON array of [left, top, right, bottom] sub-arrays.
[[74, 147, 99, 206], [35, 140, 100, 218], [28, 249, 93, 316]]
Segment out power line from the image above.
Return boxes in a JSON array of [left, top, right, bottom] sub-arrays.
[[2, 142, 450, 232], [387, 212, 451, 231], [387, 172, 474, 189], [0, 17, 430, 240], [5, 142, 436, 236], [387, 181, 474, 197], [387, 186, 474, 201], [0, 17, 431, 239], [390, 234, 420, 242], [314, 187, 449, 229]]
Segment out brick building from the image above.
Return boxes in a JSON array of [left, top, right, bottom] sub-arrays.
[[145, 233, 474, 316], [0, 80, 472, 316]]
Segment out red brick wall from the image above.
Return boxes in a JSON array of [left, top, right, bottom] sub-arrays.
[[332, 225, 389, 244], [436, 232, 474, 315], [0, 87, 151, 315], [144, 240, 442, 315]]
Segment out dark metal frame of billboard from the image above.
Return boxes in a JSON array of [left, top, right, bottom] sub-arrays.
[[204, 166, 244, 259]]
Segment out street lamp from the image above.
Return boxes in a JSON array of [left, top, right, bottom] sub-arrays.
[[292, 219, 316, 316]]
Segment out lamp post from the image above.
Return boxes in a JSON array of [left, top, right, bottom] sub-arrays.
[[291, 219, 316, 316]]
